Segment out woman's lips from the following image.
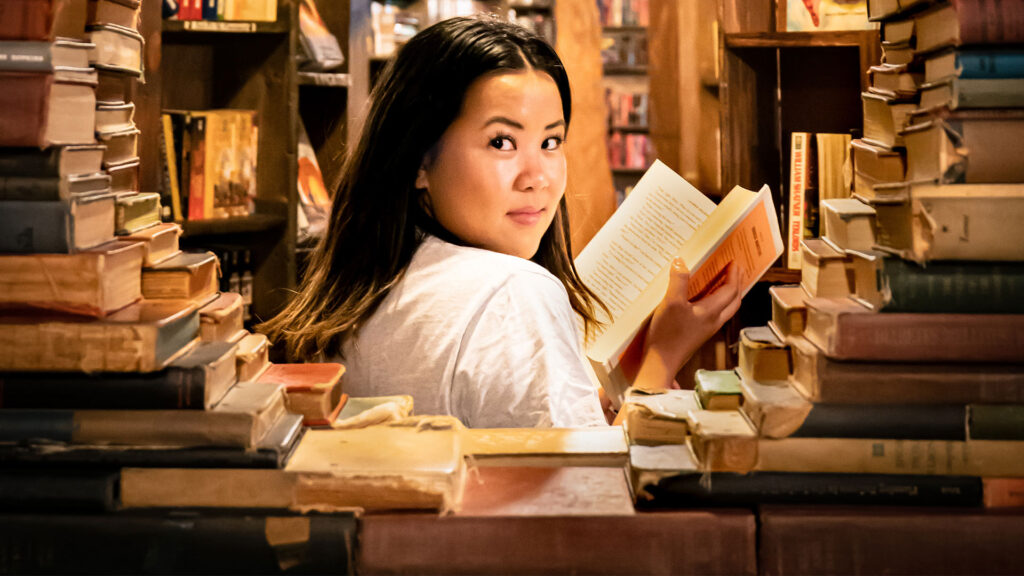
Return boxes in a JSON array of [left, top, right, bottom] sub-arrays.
[[507, 208, 545, 226]]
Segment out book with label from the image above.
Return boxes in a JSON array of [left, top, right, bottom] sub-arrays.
[[575, 160, 783, 402], [0, 299, 199, 372]]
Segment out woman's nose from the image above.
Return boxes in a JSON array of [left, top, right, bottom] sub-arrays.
[[514, 150, 548, 192]]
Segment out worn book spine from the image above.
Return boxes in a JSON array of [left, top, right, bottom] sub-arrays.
[[957, 49, 1024, 78], [789, 334, 1024, 404], [759, 506, 1024, 575], [0, 512, 357, 574], [806, 306, 1024, 362], [0, 469, 118, 512], [983, 478, 1024, 508], [0, 147, 61, 177], [0, 409, 255, 447], [0, 0, 57, 40], [0, 368, 209, 410], [0, 72, 50, 147], [874, 259, 1024, 313], [792, 403, 967, 440], [0, 176, 62, 201], [635, 472, 982, 508], [951, 0, 1024, 45], [757, 437, 1024, 476], [970, 404, 1024, 440]]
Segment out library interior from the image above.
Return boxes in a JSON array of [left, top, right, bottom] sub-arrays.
[[2, 0, 1024, 573]]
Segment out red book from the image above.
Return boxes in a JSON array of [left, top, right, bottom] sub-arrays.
[[257, 362, 345, 426]]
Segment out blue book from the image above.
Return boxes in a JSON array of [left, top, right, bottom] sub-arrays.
[[927, 49, 1024, 83], [0, 193, 115, 253], [202, 0, 218, 20]]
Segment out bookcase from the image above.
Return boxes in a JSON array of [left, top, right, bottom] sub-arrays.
[[133, 0, 373, 327]]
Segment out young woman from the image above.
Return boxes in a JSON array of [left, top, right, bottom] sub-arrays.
[[259, 16, 743, 428]]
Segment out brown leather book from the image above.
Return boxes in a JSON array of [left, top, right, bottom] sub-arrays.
[[805, 296, 1024, 362], [759, 506, 1024, 575], [0, 0, 89, 41], [360, 509, 757, 575]]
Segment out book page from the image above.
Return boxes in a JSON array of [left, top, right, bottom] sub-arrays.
[[575, 161, 716, 363], [679, 185, 784, 301]]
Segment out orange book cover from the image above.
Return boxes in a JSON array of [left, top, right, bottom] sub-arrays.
[[257, 362, 345, 392]]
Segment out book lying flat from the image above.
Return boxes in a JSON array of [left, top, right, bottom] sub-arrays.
[[575, 160, 783, 402], [0, 299, 199, 372], [461, 426, 629, 468], [0, 239, 143, 317], [257, 362, 346, 426], [198, 291, 244, 343], [119, 222, 180, 266], [141, 250, 219, 303]]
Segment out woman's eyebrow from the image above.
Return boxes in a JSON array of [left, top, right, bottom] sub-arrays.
[[483, 117, 565, 131]]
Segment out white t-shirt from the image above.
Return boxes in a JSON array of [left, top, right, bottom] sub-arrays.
[[335, 235, 606, 428]]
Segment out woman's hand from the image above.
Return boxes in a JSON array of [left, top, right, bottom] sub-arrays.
[[633, 259, 744, 391]]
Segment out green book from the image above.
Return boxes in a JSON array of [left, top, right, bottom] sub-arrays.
[[694, 369, 743, 410], [970, 405, 1024, 440]]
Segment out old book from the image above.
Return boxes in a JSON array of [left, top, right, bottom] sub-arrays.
[[790, 403, 967, 440], [815, 133, 852, 207], [97, 125, 139, 167], [0, 341, 236, 410], [0, 511, 356, 575], [804, 296, 1024, 362], [861, 91, 918, 148], [970, 404, 1024, 440], [0, 413, 304, 469], [768, 284, 808, 338], [852, 172, 909, 204], [758, 437, 1024, 476], [0, 0, 89, 41], [106, 157, 138, 195], [919, 76, 1024, 110], [0, 380, 284, 448], [620, 388, 699, 445], [462, 427, 629, 468], [235, 331, 270, 381], [0, 171, 111, 202], [737, 326, 790, 382], [141, 250, 219, 303], [359, 510, 756, 576], [739, 377, 812, 439], [0, 469, 118, 512], [0, 144, 105, 179], [94, 100, 133, 133], [224, 0, 279, 21], [332, 394, 414, 428], [983, 478, 1024, 508], [694, 369, 743, 410], [285, 418, 465, 512], [851, 138, 906, 183], [185, 109, 258, 219], [86, 0, 141, 30], [882, 17, 914, 44], [800, 238, 854, 298], [686, 409, 758, 473], [760, 507, 1024, 575], [459, 466, 635, 517], [198, 291, 244, 342], [114, 191, 160, 235], [575, 160, 782, 402], [914, 0, 1024, 55], [860, 193, 913, 252], [882, 41, 914, 65], [119, 222, 181, 266], [0, 299, 199, 372], [0, 192, 115, 253], [869, 63, 923, 99], [849, 250, 1024, 313], [902, 109, 1024, 184], [95, 67, 132, 102], [120, 468, 296, 509], [926, 48, 1024, 84], [0, 42, 97, 147], [631, 443, 981, 508], [785, 131, 814, 269], [86, 23, 143, 77], [820, 198, 875, 253], [257, 362, 346, 426], [0, 240, 142, 316], [788, 332, 1024, 404]]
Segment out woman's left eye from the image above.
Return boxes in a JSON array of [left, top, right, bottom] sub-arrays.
[[543, 136, 563, 150]]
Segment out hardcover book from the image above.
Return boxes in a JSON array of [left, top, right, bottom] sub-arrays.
[[141, 250, 219, 303], [257, 362, 346, 426], [462, 426, 629, 468], [737, 326, 790, 382], [620, 388, 699, 445], [198, 291, 244, 342], [119, 221, 181, 266], [0, 239, 142, 316], [0, 144, 105, 180], [114, 191, 161, 235], [902, 108, 1024, 184], [0, 192, 115, 253]]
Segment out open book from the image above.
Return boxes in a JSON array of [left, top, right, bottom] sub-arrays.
[[575, 160, 784, 404]]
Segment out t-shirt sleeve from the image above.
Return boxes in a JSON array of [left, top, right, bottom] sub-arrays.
[[450, 271, 608, 429]]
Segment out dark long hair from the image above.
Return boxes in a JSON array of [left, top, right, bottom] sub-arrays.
[[259, 15, 604, 360]]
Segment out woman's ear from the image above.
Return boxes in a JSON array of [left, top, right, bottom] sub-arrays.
[[415, 163, 429, 190]]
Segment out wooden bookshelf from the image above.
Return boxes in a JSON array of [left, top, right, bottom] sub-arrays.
[[180, 214, 287, 239], [161, 19, 290, 34]]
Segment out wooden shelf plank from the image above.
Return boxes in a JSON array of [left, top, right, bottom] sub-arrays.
[[760, 267, 801, 284], [162, 19, 290, 34], [603, 25, 647, 33], [298, 72, 350, 87], [180, 214, 286, 238], [725, 31, 876, 49], [603, 65, 649, 75]]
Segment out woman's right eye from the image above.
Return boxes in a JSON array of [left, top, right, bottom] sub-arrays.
[[489, 135, 515, 151]]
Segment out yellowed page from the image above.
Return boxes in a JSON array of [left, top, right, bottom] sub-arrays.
[[575, 160, 716, 364]]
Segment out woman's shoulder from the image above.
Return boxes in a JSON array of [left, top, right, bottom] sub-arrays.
[[413, 235, 563, 292]]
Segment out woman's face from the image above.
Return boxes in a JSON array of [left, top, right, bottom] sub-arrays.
[[416, 68, 567, 259]]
